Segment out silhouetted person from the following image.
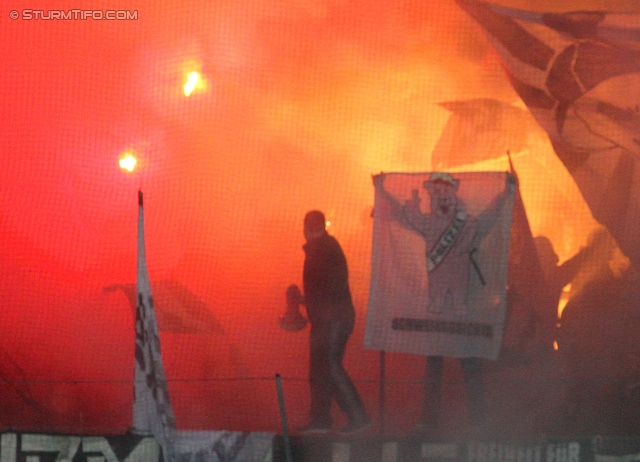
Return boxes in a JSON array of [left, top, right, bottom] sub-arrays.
[[295, 210, 372, 435], [534, 229, 609, 349], [557, 267, 640, 437]]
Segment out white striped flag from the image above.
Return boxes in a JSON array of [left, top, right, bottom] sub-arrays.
[[133, 191, 176, 461], [457, 0, 640, 269]]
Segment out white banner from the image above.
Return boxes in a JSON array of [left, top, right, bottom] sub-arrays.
[[0, 432, 275, 462], [133, 191, 177, 460], [365, 172, 515, 359]]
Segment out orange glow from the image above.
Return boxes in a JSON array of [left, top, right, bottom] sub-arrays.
[[1, 0, 634, 437], [118, 152, 137, 172]]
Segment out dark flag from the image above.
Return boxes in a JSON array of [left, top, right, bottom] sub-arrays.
[[502, 180, 556, 359]]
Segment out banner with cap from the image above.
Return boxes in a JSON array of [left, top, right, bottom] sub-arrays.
[[365, 171, 516, 359]]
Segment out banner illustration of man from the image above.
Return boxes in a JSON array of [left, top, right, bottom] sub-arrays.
[[366, 172, 515, 360], [367, 172, 515, 436]]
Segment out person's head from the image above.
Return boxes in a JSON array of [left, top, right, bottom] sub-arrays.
[[304, 210, 326, 242], [534, 235, 559, 269], [423, 172, 460, 216]]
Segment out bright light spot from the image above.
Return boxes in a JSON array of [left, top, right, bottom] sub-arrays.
[[119, 153, 137, 172], [558, 284, 571, 318], [326, 221, 331, 228], [553, 341, 559, 351], [183, 71, 199, 96]]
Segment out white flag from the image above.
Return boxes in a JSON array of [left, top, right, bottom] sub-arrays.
[[366, 172, 515, 359], [133, 191, 176, 460]]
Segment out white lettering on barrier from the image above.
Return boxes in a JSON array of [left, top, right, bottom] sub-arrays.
[[467, 442, 579, 462], [0, 434, 159, 462], [382, 442, 397, 462], [332, 442, 350, 462], [1, 434, 17, 462], [422, 443, 458, 459], [468, 442, 543, 462], [82, 436, 159, 462], [547, 443, 580, 462], [22, 434, 82, 462]]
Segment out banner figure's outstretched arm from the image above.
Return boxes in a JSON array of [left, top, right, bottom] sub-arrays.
[[373, 173, 425, 234]]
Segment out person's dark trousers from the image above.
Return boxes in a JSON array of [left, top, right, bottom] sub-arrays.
[[419, 356, 486, 432], [308, 311, 368, 426]]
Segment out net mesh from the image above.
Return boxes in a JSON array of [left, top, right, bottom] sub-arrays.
[[1, 0, 637, 439]]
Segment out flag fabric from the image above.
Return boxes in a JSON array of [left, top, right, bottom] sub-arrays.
[[501, 182, 556, 360], [365, 172, 516, 360], [133, 191, 176, 461], [457, 0, 640, 269], [104, 280, 222, 334], [431, 98, 540, 169]]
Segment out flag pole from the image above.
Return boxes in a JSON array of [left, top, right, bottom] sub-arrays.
[[134, 189, 176, 461], [275, 374, 293, 462], [507, 150, 518, 177], [379, 350, 386, 436]]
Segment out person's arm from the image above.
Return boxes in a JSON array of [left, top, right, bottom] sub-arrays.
[[474, 172, 517, 240], [556, 229, 608, 286]]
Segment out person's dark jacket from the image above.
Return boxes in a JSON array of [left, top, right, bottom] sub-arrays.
[[303, 231, 354, 325]]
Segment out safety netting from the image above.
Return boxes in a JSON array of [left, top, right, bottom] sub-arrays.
[[2, 0, 640, 440]]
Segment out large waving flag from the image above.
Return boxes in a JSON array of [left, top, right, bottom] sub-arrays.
[[456, 0, 640, 269], [104, 280, 222, 334], [133, 191, 176, 461], [431, 98, 540, 169], [365, 172, 515, 360]]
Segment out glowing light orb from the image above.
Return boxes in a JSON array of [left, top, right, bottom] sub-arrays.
[[183, 71, 199, 96], [119, 153, 137, 172]]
